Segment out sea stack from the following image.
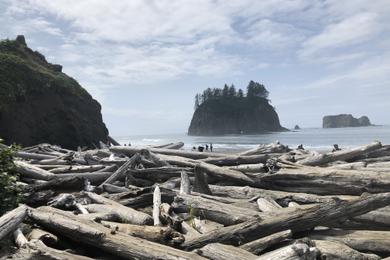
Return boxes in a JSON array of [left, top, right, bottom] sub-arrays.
[[188, 81, 286, 136], [323, 114, 372, 128], [0, 36, 109, 149]]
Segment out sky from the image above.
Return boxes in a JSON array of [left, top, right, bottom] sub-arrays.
[[1, 0, 390, 135]]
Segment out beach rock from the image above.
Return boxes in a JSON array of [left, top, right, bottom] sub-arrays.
[[323, 114, 372, 128], [294, 125, 300, 130], [188, 95, 285, 136], [0, 35, 108, 149]]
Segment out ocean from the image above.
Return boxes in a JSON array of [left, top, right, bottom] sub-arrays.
[[114, 125, 390, 153]]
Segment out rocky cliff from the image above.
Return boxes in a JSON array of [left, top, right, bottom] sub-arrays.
[[188, 96, 285, 136], [0, 36, 108, 149], [323, 114, 372, 128]]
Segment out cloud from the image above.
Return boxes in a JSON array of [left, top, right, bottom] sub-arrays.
[[299, 12, 381, 59]]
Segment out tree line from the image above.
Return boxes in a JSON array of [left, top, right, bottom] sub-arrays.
[[194, 80, 269, 110]]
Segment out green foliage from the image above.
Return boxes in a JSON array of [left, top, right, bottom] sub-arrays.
[[0, 141, 22, 216], [194, 80, 270, 110]]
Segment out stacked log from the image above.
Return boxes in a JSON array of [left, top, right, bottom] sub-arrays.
[[1, 141, 390, 259]]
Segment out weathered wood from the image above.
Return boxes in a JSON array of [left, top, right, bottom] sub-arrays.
[[101, 221, 184, 245], [313, 239, 380, 260], [196, 243, 257, 260], [27, 228, 58, 246], [172, 194, 261, 226], [256, 197, 282, 212], [50, 171, 112, 185], [154, 142, 185, 149], [15, 151, 57, 160], [240, 230, 292, 255], [129, 167, 191, 182], [182, 192, 390, 249], [309, 229, 390, 254], [227, 163, 265, 173], [15, 161, 55, 180], [82, 192, 153, 225], [258, 166, 390, 195], [110, 146, 228, 159], [240, 142, 291, 156], [256, 242, 317, 260], [29, 206, 205, 259], [0, 205, 28, 240], [153, 186, 161, 226], [298, 141, 382, 166], [103, 183, 130, 193], [50, 164, 105, 173], [180, 171, 191, 195], [201, 154, 269, 166], [197, 162, 255, 186], [140, 149, 170, 167], [13, 228, 28, 248], [193, 165, 212, 195], [209, 185, 356, 205], [97, 153, 141, 190]]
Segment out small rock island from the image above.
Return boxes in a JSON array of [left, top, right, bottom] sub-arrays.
[[0, 36, 108, 149], [188, 81, 286, 136], [323, 114, 372, 128]]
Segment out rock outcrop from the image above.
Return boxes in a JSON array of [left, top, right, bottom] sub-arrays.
[[188, 96, 285, 136], [323, 114, 372, 128], [0, 36, 108, 149], [294, 125, 300, 130]]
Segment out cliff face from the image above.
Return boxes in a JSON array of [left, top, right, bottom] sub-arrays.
[[0, 36, 108, 149], [323, 114, 372, 128], [188, 97, 285, 136]]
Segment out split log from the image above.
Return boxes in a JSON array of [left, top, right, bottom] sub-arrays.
[[201, 154, 269, 166], [110, 145, 228, 159], [256, 242, 317, 260], [313, 239, 380, 260], [27, 228, 58, 246], [100, 221, 184, 245], [240, 230, 292, 255], [182, 192, 390, 249], [49, 171, 112, 185], [140, 149, 170, 167], [196, 243, 257, 260], [240, 142, 291, 156], [103, 183, 130, 193], [154, 142, 185, 149], [309, 229, 390, 254], [172, 194, 261, 225], [193, 218, 224, 234], [193, 165, 212, 195], [14, 161, 55, 180], [297, 141, 382, 166], [29, 206, 205, 259], [0, 205, 28, 240]]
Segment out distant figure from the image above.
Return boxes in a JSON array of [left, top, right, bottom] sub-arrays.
[[205, 144, 209, 151], [128, 142, 131, 146], [332, 144, 341, 152], [297, 144, 304, 150], [198, 146, 204, 152], [192, 146, 196, 151], [124, 144, 127, 146], [210, 143, 213, 152]]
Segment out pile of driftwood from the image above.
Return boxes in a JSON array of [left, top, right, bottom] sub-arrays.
[[1, 140, 390, 259]]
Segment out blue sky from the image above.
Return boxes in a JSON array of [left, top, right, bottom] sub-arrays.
[[1, 0, 390, 135]]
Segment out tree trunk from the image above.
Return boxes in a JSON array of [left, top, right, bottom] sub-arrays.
[[196, 243, 257, 260], [29, 206, 205, 260], [193, 166, 212, 195], [0, 205, 28, 240], [182, 192, 390, 249], [240, 230, 292, 255]]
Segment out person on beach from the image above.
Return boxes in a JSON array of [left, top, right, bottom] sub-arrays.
[[205, 144, 209, 151], [198, 146, 204, 152], [210, 143, 213, 152], [332, 144, 341, 152], [297, 144, 304, 150]]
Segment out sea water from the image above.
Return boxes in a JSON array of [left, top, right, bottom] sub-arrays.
[[114, 125, 390, 153]]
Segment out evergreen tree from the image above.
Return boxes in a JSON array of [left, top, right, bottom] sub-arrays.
[[222, 84, 229, 97], [228, 84, 236, 97], [237, 89, 244, 98], [194, 94, 200, 110], [246, 81, 269, 99]]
